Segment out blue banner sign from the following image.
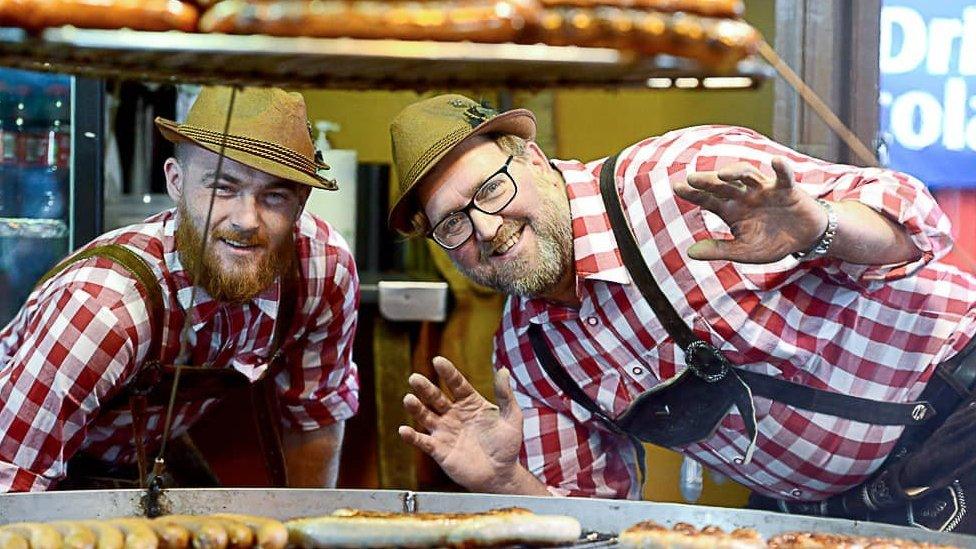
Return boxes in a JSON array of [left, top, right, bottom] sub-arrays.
[[880, 1, 976, 187]]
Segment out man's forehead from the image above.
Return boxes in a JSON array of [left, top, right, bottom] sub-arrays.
[[420, 140, 506, 206]]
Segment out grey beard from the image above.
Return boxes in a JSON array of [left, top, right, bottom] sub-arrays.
[[459, 206, 573, 298]]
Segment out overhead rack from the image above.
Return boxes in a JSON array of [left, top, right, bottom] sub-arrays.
[[0, 27, 770, 89]]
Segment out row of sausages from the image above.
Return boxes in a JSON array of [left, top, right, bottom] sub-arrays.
[[0, 514, 288, 549], [0, 0, 758, 68]]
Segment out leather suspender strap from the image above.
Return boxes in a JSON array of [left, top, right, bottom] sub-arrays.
[[528, 324, 648, 488], [528, 325, 623, 434], [38, 244, 165, 363], [597, 153, 935, 427], [735, 369, 935, 425], [598, 154, 699, 351], [38, 244, 166, 485], [249, 259, 300, 487]]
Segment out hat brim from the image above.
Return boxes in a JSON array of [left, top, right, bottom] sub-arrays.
[[388, 108, 537, 234], [155, 117, 338, 191]]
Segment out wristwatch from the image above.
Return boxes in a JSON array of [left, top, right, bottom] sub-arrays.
[[792, 199, 838, 261]]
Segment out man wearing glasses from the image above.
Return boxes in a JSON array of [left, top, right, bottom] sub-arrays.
[[387, 94, 976, 533]]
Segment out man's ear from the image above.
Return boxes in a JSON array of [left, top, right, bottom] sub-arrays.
[[296, 186, 312, 220], [524, 141, 550, 170], [164, 157, 185, 203]]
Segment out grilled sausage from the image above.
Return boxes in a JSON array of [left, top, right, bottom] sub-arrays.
[[532, 8, 758, 69], [210, 514, 287, 549], [108, 519, 188, 549], [80, 521, 125, 549], [0, 530, 29, 549], [9, 0, 198, 33], [0, 523, 63, 549], [153, 516, 227, 549], [146, 522, 190, 549], [48, 521, 98, 549], [200, 0, 542, 44], [203, 518, 250, 549], [537, 0, 742, 18], [106, 518, 159, 549]]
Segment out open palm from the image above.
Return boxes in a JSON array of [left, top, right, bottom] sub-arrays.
[[674, 157, 828, 263], [399, 357, 523, 492]]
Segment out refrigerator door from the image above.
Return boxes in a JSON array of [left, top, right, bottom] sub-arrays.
[[0, 69, 102, 326]]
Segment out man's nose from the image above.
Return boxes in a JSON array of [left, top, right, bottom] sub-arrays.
[[230, 195, 260, 232], [469, 209, 503, 242]]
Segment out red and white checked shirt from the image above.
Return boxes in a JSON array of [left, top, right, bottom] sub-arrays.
[[0, 208, 359, 492], [495, 126, 976, 501]]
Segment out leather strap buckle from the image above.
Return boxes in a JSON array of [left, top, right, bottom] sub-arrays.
[[685, 340, 730, 383], [128, 360, 163, 396]]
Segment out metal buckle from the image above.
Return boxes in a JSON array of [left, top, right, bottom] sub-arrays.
[[685, 340, 730, 383], [912, 403, 928, 422], [128, 360, 163, 396]]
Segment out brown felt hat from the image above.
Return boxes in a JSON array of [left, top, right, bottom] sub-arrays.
[[388, 94, 536, 234], [155, 86, 337, 190]]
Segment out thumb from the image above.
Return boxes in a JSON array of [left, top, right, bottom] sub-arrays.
[[687, 238, 737, 262], [493, 368, 518, 419]]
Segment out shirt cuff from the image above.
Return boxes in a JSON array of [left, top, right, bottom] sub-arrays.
[[0, 459, 53, 492], [282, 363, 360, 431]]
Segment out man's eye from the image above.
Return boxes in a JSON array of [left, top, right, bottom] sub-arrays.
[[442, 214, 466, 234], [266, 192, 288, 205], [477, 180, 504, 200]]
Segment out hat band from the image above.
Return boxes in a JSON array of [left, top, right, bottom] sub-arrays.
[[176, 125, 324, 176], [403, 126, 472, 188]]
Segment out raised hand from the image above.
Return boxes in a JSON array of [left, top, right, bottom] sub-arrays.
[[399, 356, 526, 493], [674, 156, 828, 264]]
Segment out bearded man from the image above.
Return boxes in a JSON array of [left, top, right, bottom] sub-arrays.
[[392, 94, 976, 533], [0, 86, 359, 491]]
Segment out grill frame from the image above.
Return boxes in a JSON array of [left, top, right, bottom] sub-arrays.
[[1, 488, 973, 546]]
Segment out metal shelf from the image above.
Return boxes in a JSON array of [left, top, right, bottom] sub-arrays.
[[0, 27, 770, 89], [0, 217, 69, 239]]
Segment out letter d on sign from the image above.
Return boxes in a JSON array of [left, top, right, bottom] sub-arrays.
[[881, 6, 927, 75]]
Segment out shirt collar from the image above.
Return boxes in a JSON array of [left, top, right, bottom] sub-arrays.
[[558, 158, 632, 286], [518, 158, 632, 325]]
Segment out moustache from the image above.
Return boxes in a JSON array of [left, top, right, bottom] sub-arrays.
[[209, 228, 269, 248], [479, 221, 524, 259]]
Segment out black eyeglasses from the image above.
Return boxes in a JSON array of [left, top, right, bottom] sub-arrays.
[[429, 155, 518, 250]]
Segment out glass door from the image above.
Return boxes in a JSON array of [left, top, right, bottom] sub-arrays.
[[0, 69, 102, 326], [0, 68, 70, 324]]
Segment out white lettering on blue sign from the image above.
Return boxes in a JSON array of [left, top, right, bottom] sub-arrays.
[[879, 1, 976, 187]]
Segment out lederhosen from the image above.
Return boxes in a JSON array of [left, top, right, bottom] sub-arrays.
[[37, 244, 293, 489], [528, 153, 976, 533]]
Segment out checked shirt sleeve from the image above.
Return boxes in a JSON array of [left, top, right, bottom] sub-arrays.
[[276, 241, 360, 431], [0, 260, 152, 492], [691, 127, 953, 288]]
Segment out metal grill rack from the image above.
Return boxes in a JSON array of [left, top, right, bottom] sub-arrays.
[[1, 489, 973, 547], [0, 27, 770, 89]]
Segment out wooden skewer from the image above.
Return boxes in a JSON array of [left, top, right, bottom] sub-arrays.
[[757, 39, 879, 167]]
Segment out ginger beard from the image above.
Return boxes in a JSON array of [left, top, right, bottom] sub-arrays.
[[175, 201, 294, 303], [456, 169, 573, 298]]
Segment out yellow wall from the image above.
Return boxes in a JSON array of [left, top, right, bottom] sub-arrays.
[[553, 0, 775, 160], [548, 0, 774, 508], [301, 0, 775, 508]]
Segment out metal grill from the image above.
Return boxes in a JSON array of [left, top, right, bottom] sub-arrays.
[[0, 27, 770, 90], [1, 488, 973, 547]]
